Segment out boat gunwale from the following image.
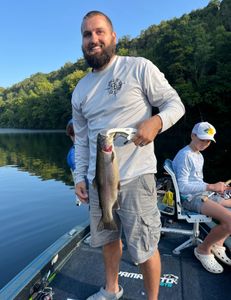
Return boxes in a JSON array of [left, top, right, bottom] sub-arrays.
[[0, 220, 90, 300]]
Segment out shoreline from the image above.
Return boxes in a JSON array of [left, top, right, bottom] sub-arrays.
[[0, 128, 65, 134]]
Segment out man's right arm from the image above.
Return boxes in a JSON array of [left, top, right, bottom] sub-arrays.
[[72, 90, 89, 202]]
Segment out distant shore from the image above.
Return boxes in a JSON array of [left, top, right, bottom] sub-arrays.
[[0, 128, 65, 134]]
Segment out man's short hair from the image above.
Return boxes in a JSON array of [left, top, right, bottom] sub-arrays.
[[81, 11, 113, 33]]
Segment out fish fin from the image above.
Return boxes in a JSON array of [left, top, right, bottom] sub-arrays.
[[111, 151, 115, 162], [97, 218, 118, 231], [112, 200, 120, 210], [92, 178, 97, 189], [118, 182, 120, 190]]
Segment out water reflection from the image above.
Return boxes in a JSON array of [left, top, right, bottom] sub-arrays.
[[0, 128, 229, 183], [0, 130, 73, 185], [0, 130, 89, 289]]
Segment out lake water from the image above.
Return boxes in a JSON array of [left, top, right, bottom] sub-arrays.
[[0, 130, 89, 289], [0, 127, 229, 289]]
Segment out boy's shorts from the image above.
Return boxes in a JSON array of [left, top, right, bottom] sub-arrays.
[[89, 174, 161, 264], [182, 191, 223, 213]]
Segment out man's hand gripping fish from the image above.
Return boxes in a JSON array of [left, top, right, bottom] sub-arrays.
[[93, 128, 136, 231]]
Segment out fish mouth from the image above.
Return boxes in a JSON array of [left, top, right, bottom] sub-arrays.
[[102, 145, 113, 152]]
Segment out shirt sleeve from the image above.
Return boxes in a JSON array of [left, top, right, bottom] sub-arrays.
[[143, 60, 185, 132], [172, 150, 207, 195], [72, 89, 89, 184]]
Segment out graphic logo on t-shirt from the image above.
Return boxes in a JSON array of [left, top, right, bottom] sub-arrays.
[[107, 78, 123, 95]]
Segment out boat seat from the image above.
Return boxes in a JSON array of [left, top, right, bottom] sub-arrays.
[[160, 159, 212, 255]]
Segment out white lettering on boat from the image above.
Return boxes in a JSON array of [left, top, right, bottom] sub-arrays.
[[118, 271, 143, 280], [160, 274, 179, 287], [119, 271, 179, 288]]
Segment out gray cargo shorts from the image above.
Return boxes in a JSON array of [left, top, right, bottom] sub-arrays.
[[182, 191, 223, 213], [89, 173, 161, 264]]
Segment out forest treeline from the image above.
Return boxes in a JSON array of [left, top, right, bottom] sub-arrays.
[[0, 0, 230, 131]]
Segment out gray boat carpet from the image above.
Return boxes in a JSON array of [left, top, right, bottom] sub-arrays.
[[51, 230, 231, 300]]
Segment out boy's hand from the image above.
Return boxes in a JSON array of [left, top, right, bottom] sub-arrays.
[[207, 182, 228, 193]]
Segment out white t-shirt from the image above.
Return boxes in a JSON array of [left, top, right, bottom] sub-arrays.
[[72, 55, 185, 184], [172, 145, 207, 200]]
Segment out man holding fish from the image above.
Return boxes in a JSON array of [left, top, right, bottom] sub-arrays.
[[72, 10, 185, 300]]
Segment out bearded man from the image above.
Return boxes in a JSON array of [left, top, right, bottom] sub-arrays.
[[72, 11, 185, 300]]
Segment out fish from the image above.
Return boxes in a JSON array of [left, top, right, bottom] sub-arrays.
[[93, 131, 120, 231]]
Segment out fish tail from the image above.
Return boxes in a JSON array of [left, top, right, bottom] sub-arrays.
[[97, 218, 118, 231]]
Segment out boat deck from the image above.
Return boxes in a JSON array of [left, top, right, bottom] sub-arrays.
[[50, 221, 231, 300]]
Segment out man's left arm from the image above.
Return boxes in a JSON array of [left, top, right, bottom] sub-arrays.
[[145, 61, 185, 132], [132, 114, 162, 146], [134, 60, 185, 145]]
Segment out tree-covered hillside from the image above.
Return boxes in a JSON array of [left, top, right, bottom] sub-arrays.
[[0, 0, 230, 131]]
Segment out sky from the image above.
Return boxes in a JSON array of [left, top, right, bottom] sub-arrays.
[[0, 0, 210, 88]]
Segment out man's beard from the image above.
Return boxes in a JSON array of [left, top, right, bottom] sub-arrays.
[[82, 43, 116, 70]]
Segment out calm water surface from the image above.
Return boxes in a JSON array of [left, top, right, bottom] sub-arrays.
[[0, 130, 89, 288], [0, 127, 229, 289]]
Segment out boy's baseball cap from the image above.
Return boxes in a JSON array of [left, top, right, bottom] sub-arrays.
[[192, 122, 216, 142]]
